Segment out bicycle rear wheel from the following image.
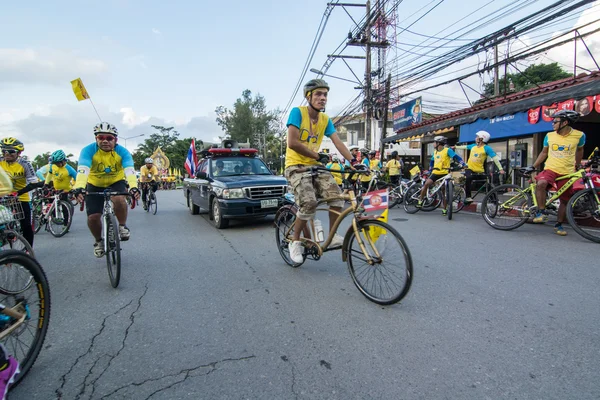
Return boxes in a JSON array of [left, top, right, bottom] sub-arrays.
[[388, 186, 402, 208], [421, 189, 442, 211], [149, 193, 157, 215], [344, 220, 413, 305], [452, 185, 466, 213], [446, 181, 453, 220], [402, 185, 421, 214], [274, 206, 305, 267], [0, 250, 50, 388], [481, 184, 531, 230], [104, 214, 121, 288], [48, 201, 72, 238], [0, 230, 34, 257], [567, 188, 600, 243]]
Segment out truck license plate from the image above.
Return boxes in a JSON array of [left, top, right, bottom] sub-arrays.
[[261, 199, 278, 208]]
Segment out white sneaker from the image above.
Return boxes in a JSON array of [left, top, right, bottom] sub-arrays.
[[329, 233, 344, 248], [93, 241, 105, 258], [288, 241, 304, 264], [119, 225, 130, 241]]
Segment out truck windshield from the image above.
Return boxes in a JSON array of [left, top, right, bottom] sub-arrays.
[[211, 157, 272, 176]]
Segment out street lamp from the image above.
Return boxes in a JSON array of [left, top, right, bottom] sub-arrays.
[[122, 134, 145, 149], [309, 68, 361, 84]]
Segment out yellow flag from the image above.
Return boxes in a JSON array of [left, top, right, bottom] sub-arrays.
[[70, 78, 90, 101], [409, 165, 420, 177], [367, 209, 388, 243]]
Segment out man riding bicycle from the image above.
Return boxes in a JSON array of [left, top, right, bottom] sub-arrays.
[[417, 136, 465, 216], [140, 157, 159, 210], [44, 149, 77, 226], [74, 122, 140, 257], [531, 110, 586, 236], [455, 130, 505, 203], [285, 79, 357, 264]]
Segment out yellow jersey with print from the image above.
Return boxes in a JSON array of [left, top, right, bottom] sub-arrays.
[[285, 106, 336, 168], [543, 129, 586, 176], [74, 143, 138, 189], [140, 165, 160, 182], [0, 158, 38, 201], [431, 147, 456, 175], [361, 158, 383, 182], [466, 144, 497, 173], [326, 162, 344, 185], [45, 164, 77, 191], [386, 159, 401, 176]]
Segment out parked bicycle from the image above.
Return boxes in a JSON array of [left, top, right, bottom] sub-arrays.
[[83, 190, 136, 288], [32, 189, 72, 238], [0, 197, 33, 256], [403, 167, 463, 220], [275, 166, 413, 305]]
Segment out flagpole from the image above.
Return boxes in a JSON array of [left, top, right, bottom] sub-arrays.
[[88, 98, 103, 122]]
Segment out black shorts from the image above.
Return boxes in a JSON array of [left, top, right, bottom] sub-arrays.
[[85, 181, 127, 216], [429, 173, 447, 183]]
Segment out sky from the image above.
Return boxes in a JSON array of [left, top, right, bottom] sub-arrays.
[[1, 0, 599, 162]]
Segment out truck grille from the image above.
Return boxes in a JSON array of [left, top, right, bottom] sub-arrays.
[[244, 185, 286, 200]]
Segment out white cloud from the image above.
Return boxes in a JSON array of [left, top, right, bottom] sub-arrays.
[[152, 28, 161, 35], [0, 48, 107, 86], [120, 107, 150, 127]]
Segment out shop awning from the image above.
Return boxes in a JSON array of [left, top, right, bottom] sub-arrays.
[[383, 72, 600, 143], [459, 111, 553, 142]]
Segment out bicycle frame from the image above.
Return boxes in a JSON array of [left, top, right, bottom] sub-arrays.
[[0, 303, 28, 340]]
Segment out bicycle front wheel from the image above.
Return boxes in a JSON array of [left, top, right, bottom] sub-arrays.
[[481, 184, 531, 230], [48, 201, 72, 238], [452, 185, 466, 213], [567, 188, 600, 243], [388, 186, 402, 208], [149, 193, 157, 215], [344, 220, 413, 305], [402, 185, 421, 214], [0, 230, 34, 257], [446, 181, 453, 220], [0, 250, 50, 388], [104, 214, 121, 288], [274, 206, 305, 267]]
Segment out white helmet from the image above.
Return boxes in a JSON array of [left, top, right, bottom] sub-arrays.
[[93, 122, 118, 136], [433, 136, 447, 144], [144, 157, 153, 164], [475, 130, 491, 143], [348, 144, 359, 151]]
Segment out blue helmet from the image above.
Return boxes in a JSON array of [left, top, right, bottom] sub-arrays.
[[51, 149, 66, 163]]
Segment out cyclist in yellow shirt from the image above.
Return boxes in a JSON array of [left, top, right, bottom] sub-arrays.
[[385, 151, 403, 185], [73, 122, 140, 257], [531, 110, 585, 236], [326, 156, 344, 188], [140, 157, 159, 210]]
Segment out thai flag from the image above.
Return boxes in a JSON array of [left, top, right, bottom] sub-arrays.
[[363, 189, 388, 212], [184, 139, 198, 177]]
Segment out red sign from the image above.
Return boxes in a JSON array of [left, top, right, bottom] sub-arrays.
[[541, 103, 559, 122], [595, 95, 600, 114], [557, 99, 574, 111], [527, 107, 540, 124]]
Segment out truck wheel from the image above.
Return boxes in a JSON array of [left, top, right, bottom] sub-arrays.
[[188, 192, 199, 215], [212, 198, 229, 229]]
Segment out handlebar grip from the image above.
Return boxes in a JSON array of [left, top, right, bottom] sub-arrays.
[[130, 196, 136, 210], [80, 199, 85, 212]]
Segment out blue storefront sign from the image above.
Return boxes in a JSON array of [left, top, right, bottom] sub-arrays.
[[459, 111, 553, 142], [392, 97, 422, 131]]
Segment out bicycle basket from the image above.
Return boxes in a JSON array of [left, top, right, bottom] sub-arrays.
[[0, 197, 24, 223]]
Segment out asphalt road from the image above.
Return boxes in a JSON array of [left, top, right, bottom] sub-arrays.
[[12, 190, 600, 399]]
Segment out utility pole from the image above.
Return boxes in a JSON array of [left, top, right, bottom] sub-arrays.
[[379, 73, 391, 164], [494, 40, 500, 97], [365, 0, 372, 150]]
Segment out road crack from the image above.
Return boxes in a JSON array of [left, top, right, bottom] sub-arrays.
[[99, 355, 256, 399]]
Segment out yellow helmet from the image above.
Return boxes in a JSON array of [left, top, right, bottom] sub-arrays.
[[1, 137, 24, 152]]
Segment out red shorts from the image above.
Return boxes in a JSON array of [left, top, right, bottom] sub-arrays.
[[535, 169, 574, 202]]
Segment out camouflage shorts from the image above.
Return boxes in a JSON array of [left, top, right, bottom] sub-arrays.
[[285, 165, 344, 220]]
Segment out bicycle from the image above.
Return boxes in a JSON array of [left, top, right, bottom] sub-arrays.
[[480, 158, 600, 242], [403, 167, 462, 220], [0, 249, 50, 389], [141, 182, 158, 215], [32, 189, 72, 238], [0, 197, 34, 256], [83, 190, 136, 288], [274, 166, 413, 305]]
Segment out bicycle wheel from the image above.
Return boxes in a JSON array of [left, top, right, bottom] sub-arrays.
[[388, 186, 402, 208], [446, 181, 453, 220], [274, 206, 305, 267], [481, 184, 531, 230], [452, 185, 466, 213], [104, 214, 121, 288], [0, 250, 50, 388], [47, 201, 72, 238], [566, 188, 600, 243], [0, 230, 34, 257], [32, 215, 43, 235], [402, 185, 421, 214], [344, 220, 413, 305], [149, 193, 157, 215], [421, 189, 442, 211]]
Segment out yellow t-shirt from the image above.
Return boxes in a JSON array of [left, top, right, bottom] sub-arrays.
[[0, 158, 37, 201], [386, 159, 401, 176], [74, 143, 138, 189], [285, 106, 334, 168], [432, 147, 452, 175], [544, 129, 586, 175], [140, 165, 159, 182], [45, 164, 77, 191], [326, 162, 344, 185]]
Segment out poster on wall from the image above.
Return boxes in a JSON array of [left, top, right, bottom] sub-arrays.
[[529, 94, 598, 123], [392, 97, 422, 131]]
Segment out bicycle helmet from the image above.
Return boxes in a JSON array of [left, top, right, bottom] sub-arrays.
[[433, 136, 447, 144], [93, 122, 119, 136], [51, 149, 66, 162], [552, 110, 579, 124], [0, 137, 24, 152], [475, 130, 491, 143], [303, 79, 330, 97], [144, 157, 154, 164], [348, 144, 359, 151], [360, 148, 369, 155]]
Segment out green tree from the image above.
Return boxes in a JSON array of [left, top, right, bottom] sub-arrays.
[[482, 62, 571, 97], [133, 125, 203, 170], [32, 152, 76, 171]]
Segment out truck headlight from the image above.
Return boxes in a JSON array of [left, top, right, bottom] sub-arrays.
[[222, 188, 244, 199]]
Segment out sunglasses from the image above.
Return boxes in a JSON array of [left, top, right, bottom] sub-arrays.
[[96, 135, 115, 142], [552, 120, 562, 125], [2, 149, 17, 154]]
